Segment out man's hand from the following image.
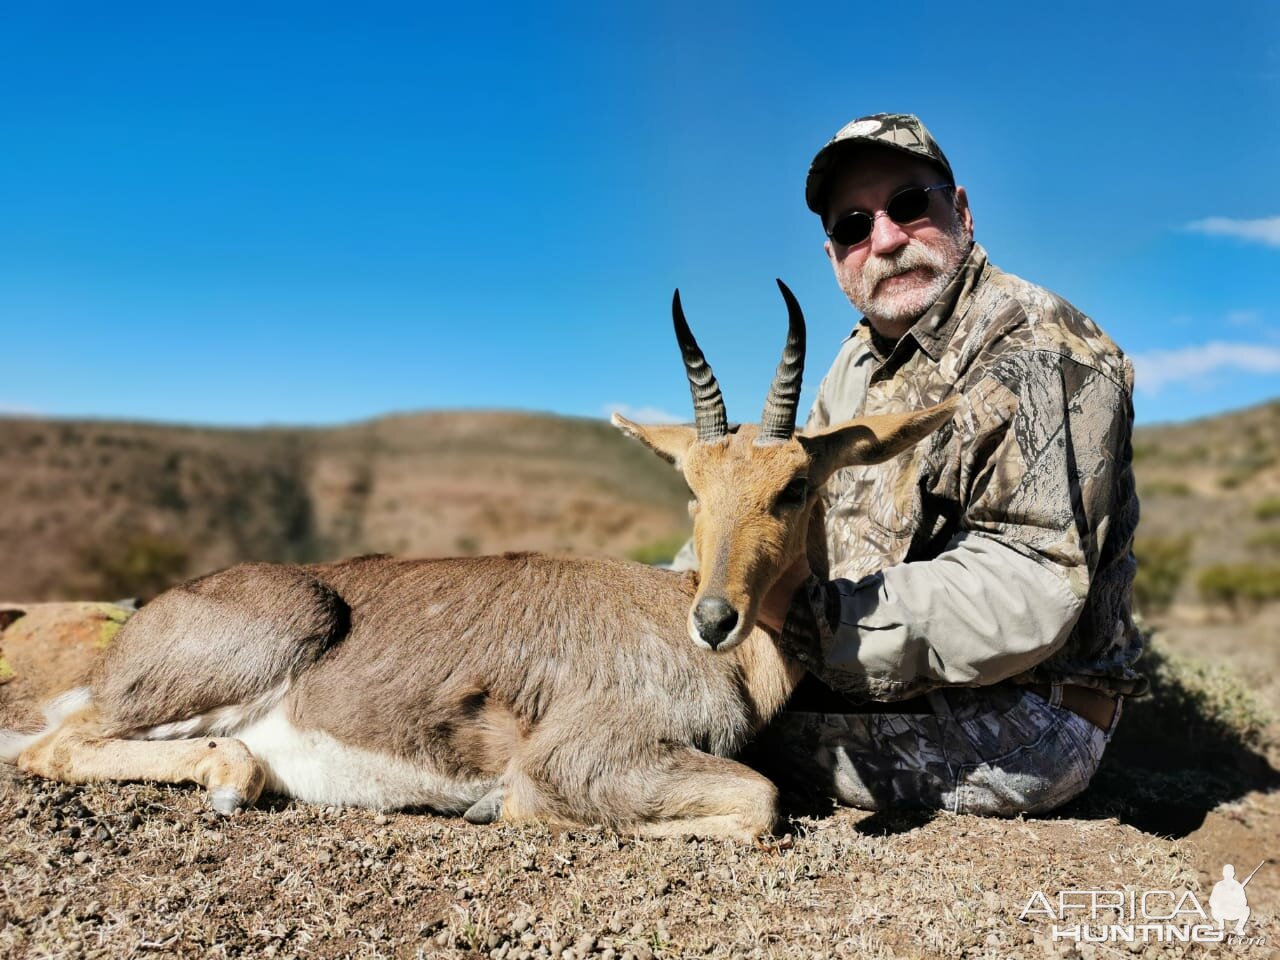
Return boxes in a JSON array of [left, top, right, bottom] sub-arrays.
[[757, 556, 813, 633]]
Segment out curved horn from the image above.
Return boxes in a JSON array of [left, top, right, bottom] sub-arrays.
[[672, 289, 728, 442], [759, 279, 806, 441]]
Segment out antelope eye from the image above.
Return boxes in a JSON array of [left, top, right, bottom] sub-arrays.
[[775, 477, 809, 510]]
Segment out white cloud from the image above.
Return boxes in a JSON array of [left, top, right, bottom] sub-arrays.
[[601, 403, 685, 424], [1133, 341, 1280, 395], [1185, 216, 1280, 248], [1225, 309, 1264, 328]]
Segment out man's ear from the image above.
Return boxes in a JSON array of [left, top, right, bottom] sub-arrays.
[[611, 414, 698, 467], [799, 397, 958, 487], [954, 185, 974, 236]]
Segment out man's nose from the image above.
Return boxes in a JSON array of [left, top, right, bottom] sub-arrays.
[[869, 213, 910, 257]]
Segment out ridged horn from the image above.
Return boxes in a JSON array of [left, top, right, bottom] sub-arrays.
[[672, 289, 727, 442], [759, 279, 806, 441]]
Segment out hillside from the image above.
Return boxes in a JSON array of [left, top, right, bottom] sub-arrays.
[[0, 412, 692, 601], [4, 398, 1280, 611], [1136, 394, 1280, 583]]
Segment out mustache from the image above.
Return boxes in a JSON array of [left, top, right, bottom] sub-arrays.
[[861, 244, 949, 288]]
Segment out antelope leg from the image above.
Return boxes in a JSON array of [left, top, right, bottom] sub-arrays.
[[18, 712, 266, 814]]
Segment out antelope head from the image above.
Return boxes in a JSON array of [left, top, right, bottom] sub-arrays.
[[614, 280, 956, 652]]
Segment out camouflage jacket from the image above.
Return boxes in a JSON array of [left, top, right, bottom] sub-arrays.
[[779, 242, 1146, 701]]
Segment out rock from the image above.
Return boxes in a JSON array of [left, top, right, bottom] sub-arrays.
[[0, 602, 134, 707]]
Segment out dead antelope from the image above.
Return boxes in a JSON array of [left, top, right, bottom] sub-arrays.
[[1, 282, 953, 840]]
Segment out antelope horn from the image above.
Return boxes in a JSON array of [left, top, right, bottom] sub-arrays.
[[672, 289, 728, 442], [759, 279, 806, 441]]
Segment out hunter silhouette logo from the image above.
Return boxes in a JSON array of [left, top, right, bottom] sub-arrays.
[[1210, 861, 1265, 935], [1019, 858, 1271, 946]]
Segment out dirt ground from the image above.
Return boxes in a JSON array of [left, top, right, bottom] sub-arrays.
[[2, 603, 1277, 960]]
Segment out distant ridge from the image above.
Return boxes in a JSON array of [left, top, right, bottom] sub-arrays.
[[0, 410, 691, 601], [4, 398, 1278, 604]]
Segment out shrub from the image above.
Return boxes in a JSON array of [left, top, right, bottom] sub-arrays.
[[627, 533, 691, 566], [1145, 641, 1274, 747], [79, 534, 190, 602], [1255, 497, 1280, 522], [1131, 443, 1160, 463], [1246, 529, 1280, 553], [1197, 563, 1280, 615], [1141, 480, 1192, 498], [1133, 536, 1193, 614], [1220, 451, 1277, 490]]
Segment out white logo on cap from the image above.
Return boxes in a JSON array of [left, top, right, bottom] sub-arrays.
[[842, 119, 882, 138]]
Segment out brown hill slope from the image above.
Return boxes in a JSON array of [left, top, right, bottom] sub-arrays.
[[0, 412, 692, 601], [4, 398, 1279, 607], [1132, 398, 1280, 612]]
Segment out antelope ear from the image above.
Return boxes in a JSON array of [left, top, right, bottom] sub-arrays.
[[799, 397, 958, 487], [611, 414, 698, 467]]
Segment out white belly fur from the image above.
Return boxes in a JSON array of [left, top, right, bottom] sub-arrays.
[[234, 704, 494, 812]]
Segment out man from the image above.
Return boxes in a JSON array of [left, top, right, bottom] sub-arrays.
[[1209, 864, 1251, 935], [741, 113, 1146, 816]]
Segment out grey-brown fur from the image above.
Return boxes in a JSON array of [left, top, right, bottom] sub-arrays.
[[14, 550, 803, 837], [5, 285, 955, 839], [92, 563, 348, 735]]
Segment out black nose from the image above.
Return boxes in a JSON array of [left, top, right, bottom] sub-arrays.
[[694, 597, 739, 649]]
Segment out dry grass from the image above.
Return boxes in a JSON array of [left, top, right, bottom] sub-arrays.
[[2, 608, 1279, 959], [4, 768, 1275, 960]]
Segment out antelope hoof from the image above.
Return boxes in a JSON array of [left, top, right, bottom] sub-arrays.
[[463, 788, 504, 824], [208, 787, 250, 815]]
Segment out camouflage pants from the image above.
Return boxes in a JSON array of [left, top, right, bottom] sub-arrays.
[[749, 683, 1120, 816]]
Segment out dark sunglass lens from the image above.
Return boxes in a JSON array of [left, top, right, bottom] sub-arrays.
[[887, 187, 931, 224], [831, 212, 873, 246]]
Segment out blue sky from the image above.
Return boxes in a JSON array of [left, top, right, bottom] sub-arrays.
[[1, 2, 1277, 428]]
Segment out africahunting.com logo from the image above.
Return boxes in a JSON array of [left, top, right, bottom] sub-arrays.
[[1019, 860, 1270, 947]]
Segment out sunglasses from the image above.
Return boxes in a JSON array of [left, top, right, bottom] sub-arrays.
[[826, 183, 954, 247]]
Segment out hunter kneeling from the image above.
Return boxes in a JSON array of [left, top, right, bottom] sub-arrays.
[[676, 113, 1146, 817]]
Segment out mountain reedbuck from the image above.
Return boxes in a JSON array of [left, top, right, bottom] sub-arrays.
[[2, 282, 954, 840]]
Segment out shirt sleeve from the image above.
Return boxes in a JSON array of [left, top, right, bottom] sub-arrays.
[[779, 350, 1131, 701]]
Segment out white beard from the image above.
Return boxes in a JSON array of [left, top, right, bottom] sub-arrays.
[[839, 221, 971, 326]]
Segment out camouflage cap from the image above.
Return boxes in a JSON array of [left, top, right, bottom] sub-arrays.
[[804, 113, 954, 214]]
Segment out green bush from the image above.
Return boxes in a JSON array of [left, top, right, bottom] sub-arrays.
[[1144, 641, 1275, 747], [1246, 529, 1280, 553], [1197, 563, 1280, 614], [1221, 451, 1277, 490], [627, 532, 691, 566], [1141, 480, 1192, 498], [1133, 536, 1193, 614], [80, 534, 190, 602], [1131, 443, 1160, 463], [1255, 497, 1280, 522]]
